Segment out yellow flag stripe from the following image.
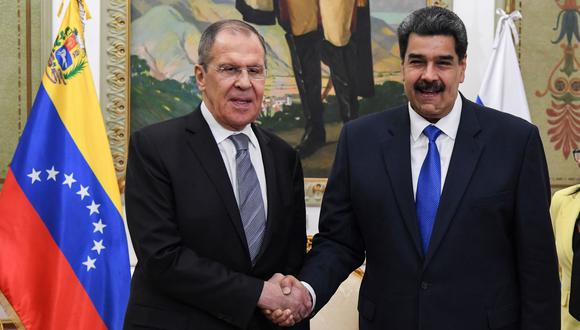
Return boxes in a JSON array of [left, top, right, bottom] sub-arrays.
[[42, 0, 121, 213]]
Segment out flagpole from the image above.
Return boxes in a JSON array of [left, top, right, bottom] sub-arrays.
[[505, 0, 516, 13], [504, 0, 521, 60]]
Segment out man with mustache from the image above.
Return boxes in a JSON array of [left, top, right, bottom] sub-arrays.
[[123, 20, 310, 330], [267, 6, 560, 329]]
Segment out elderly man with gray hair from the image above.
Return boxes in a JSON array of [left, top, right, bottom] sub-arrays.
[[124, 19, 310, 330]]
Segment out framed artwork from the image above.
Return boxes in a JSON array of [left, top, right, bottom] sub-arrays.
[[100, 0, 451, 204]]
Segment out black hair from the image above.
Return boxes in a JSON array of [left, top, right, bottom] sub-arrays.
[[397, 6, 468, 61]]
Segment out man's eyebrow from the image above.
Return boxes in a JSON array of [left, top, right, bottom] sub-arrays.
[[407, 53, 425, 59], [437, 55, 455, 61]]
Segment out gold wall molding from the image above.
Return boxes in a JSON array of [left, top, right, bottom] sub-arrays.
[[102, 0, 130, 191]]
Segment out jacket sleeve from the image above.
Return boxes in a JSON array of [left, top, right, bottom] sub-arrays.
[[299, 125, 366, 313], [515, 126, 560, 329], [283, 153, 307, 276], [125, 130, 263, 329]]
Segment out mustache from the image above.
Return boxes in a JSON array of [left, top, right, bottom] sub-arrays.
[[414, 80, 445, 93]]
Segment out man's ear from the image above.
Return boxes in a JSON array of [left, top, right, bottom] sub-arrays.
[[194, 64, 206, 91], [458, 55, 467, 83]]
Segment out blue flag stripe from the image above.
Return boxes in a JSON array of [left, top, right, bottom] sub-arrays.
[[10, 84, 130, 329]]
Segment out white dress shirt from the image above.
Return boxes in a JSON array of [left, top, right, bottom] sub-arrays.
[[200, 102, 268, 214], [409, 95, 462, 198], [304, 95, 463, 313]]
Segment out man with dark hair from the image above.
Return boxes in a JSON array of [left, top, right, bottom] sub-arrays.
[[123, 19, 310, 330], [268, 6, 560, 329]]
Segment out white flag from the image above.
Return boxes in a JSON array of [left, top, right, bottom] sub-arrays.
[[476, 9, 531, 123]]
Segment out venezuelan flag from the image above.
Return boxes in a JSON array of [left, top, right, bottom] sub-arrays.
[[0, 0, 130, 329]]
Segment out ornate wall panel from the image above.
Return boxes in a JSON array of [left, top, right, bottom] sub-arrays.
[[0, 0, 42, 185], [101, 0, 130, 191], [520, 0, 580, 188]]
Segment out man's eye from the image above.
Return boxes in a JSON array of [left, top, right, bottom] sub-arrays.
[[220, 66, 238, 73], [248, 67, 263, 75]]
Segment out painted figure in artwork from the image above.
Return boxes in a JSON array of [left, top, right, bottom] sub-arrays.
[[237, 0, 375, 157]]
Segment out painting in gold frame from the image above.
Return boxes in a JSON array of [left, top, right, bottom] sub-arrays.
[[100, 0, 452, 204]]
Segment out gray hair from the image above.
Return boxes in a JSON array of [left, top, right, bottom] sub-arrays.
[[198, 19, 267, 68], [397, 6, 468, 61]]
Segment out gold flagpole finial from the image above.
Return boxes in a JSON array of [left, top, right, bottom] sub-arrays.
[[506, 0, 516, 13], [57, 0, 65, 17]]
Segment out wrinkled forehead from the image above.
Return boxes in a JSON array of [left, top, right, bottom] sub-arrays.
[[209, 29, 265, 62], [405, 34, 460, 59]]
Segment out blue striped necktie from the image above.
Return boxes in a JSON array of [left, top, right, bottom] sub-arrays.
[[229, 134, 266, 264], [416, 125, 442, 253]]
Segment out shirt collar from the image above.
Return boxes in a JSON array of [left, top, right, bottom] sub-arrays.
[[408, 94, 462, 142], [200, 102, 259, 148]]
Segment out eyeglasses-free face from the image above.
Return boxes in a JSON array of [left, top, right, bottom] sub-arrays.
[[573, 149, 580, 163], [402, 34, 466, 123]]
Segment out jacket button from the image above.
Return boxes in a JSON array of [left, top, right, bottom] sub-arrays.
[[421, 281, 430, 290]]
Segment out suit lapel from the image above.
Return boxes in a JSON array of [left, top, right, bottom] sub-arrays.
[[184, 108, 249, 256], [251, 125, 279, 264], [424, 97, 483, 268], [380, 106, 424, 257]]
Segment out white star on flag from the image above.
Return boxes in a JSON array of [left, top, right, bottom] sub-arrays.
[[92, 240, 106, 255], [86, 200, 100, 215], [82, 256, 96, 271], [27, 168, 41, 184], [92, 219, 107, 234], [62, 173, 77, 188], [77, 185, 90, 200], [46, 166, 59, 181]]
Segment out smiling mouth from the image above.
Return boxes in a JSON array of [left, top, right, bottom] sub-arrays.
[[417, 91, 441, 99], [230, 98, 253, 109]]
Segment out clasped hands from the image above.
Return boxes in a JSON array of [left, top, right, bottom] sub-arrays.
[[257, 273, 312, 327]]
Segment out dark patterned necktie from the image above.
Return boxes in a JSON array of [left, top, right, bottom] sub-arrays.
[[416, 125, 442, 253], [229, 134, 266, 264]]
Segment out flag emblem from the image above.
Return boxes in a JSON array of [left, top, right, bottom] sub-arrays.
[[46, 26, 87, 84]]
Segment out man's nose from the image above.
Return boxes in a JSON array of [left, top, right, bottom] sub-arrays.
[[421, 62, 438, 81], [234, 69, 252, 89]]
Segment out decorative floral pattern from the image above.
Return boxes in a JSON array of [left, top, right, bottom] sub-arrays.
[[535, 0, 580, 158]]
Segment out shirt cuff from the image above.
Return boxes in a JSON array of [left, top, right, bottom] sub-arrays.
[[301, 281, 316, 314]]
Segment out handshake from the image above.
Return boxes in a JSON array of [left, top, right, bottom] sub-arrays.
[[257, 273, 313, 327]]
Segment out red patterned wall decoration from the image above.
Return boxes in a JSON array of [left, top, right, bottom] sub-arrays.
[[535, 0, 579, 159]]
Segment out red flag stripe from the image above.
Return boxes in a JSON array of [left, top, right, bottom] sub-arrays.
[[0, 170, 106, 330]]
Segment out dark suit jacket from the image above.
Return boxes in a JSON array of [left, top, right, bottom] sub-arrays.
[[124, 107, 308, 330], [300, 96, 560, 330]]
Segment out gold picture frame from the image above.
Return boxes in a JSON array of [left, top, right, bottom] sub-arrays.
[[101, 0, 452, 205]]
